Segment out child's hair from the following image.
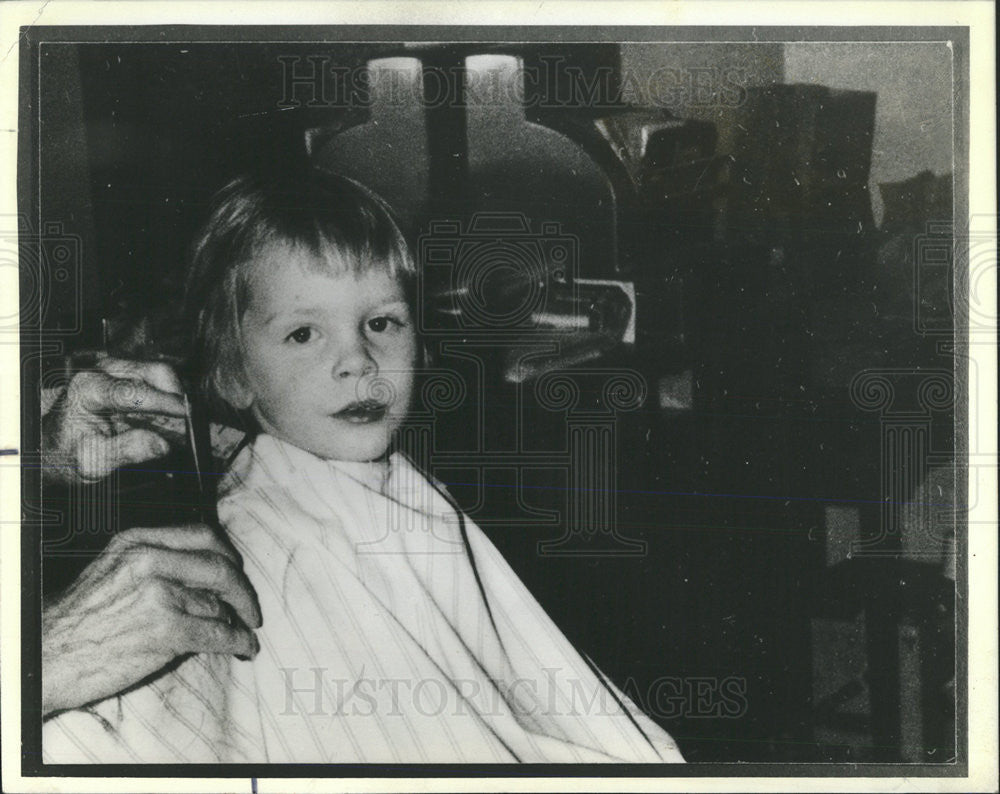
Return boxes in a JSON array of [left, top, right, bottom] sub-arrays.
[[182, 166, 417, 422]]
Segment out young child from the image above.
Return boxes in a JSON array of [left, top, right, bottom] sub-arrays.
[[43, 168, 684, 764]]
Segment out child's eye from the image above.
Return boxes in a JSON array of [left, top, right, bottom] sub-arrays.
[[367, 316, 401, 334], [286, 326, 314, 344]]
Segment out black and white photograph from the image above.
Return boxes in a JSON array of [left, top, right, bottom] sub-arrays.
[[1, 1, 996, 791]]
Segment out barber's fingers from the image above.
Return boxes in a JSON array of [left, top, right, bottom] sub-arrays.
[[75, 428, 170, 482], [177, 589, 246, 652], [73, 369, 187, 418], [176, 613, 260, 660], [176, 585, 230, 621], [139, 547, 263, 629], [120, 412, 188, 444], [106, 427, 172, 467], [97, 356, 185, 396], [114, 524, 243, 569]]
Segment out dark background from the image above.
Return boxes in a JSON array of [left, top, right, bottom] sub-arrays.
[[25, 35, 961, 767]]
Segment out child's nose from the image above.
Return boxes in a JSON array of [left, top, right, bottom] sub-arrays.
[[333, 336, 377, 380]]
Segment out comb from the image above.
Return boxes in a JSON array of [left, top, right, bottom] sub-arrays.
[[184, 392, 206, 500]]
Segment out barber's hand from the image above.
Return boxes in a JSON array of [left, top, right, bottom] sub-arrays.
[[41, 357, 188, 486], [42, 524, 263, 718]]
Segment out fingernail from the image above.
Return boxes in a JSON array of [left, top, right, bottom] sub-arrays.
[[154, 438, 170, 456]]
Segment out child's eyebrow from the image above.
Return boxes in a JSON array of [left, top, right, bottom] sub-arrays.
[[373, 300, 409, 312], [262, 307, 326, 327]]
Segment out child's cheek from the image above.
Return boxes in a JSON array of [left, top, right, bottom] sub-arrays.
[[398, 329, 419, 365]]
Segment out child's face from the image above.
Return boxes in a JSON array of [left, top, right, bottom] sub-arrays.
[[232, 242, 417, 461]]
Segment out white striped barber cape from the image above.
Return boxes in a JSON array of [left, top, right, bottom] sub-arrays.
[[43, 434, 684, 763]]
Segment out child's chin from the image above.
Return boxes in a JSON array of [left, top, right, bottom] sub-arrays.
[[305, 431, 393, 462]]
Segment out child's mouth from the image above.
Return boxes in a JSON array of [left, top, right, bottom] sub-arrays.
[[333, 400, 389, 424]]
